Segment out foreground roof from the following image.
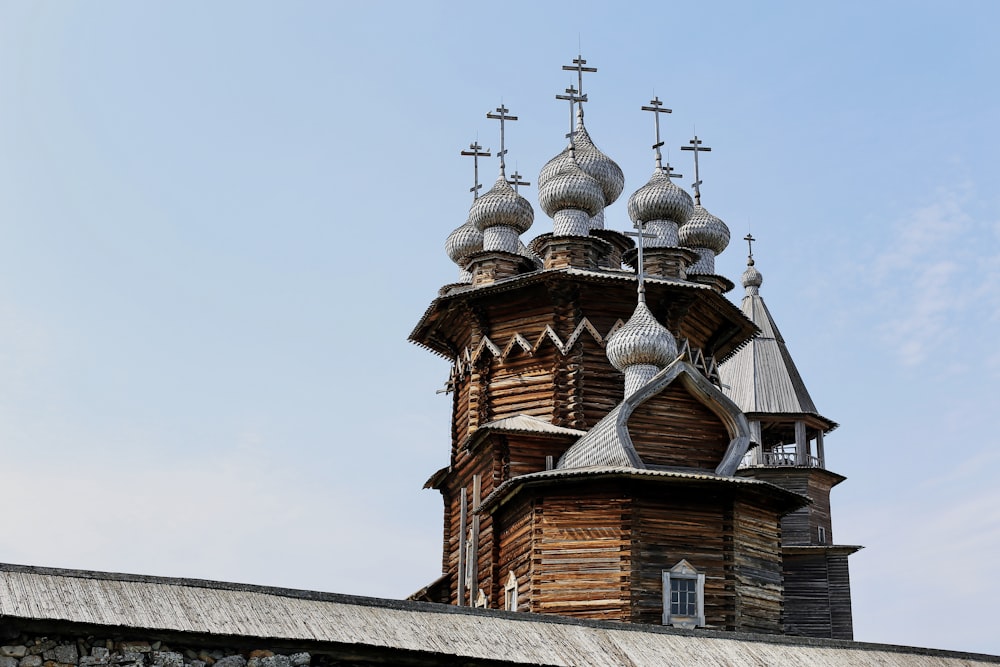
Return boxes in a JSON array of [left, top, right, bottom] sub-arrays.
[[1, 563, 996, 666]]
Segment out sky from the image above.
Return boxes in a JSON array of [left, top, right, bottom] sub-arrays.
[[0, 0, 998, 657]]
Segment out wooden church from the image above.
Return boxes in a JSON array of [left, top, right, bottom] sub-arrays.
[[409, 56, 858, 639]]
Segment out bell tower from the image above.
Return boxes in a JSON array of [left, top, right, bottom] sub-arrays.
[[720, 237, 861, 639]]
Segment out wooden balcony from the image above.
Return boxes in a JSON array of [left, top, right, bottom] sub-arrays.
[[739, 450, 823, 469]]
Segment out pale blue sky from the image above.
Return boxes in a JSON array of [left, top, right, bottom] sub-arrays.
[[1, 0, 998, 656]]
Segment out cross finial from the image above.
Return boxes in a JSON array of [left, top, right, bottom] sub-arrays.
[[664, 162, 683, 180], [555, 84, 587, 140], [507, 169, 530, 193], [681, 134, 713, 206], [744, 232, 755, 260], [486, 104, 518, 174], [460, 142, 492, 200], [624, 222, 658, 304], [562, 54, 597, 106], [641, 96, 673, 171]]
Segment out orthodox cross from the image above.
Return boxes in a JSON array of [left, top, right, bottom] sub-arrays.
[[460, 142, 492, 200], [507, 169, 530, 193], [555, 84, 586, 139], [681, 134, 712, 205], [486, 104, 518, 173], [624, 221, 657, 303], [744, 232, 755, 259], [664, 162, 683, 180], [562, 54, 597, 106], [641, 96, 672, 171]]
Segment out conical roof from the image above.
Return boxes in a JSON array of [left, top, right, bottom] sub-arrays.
[[719, 259, 820, 415]]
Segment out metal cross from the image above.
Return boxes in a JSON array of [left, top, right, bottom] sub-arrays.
[[486, 104, 518, 172], [460, 142, 492, 200], [641, 97, 672, 171], [665, 162, 683, 180], [681, 134, 712, 205], [555, 84, 586, 139], [744, 232, 755, 259], [507, 170, 530, 193], [562, 54, 597, 104], [624, 222, 657, 303]]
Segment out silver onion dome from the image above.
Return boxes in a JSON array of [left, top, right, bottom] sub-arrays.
[[445, 218, 483, 265], [742, 258, 763, 289], [627, 169, 694, 228], [469, 173, 534, 235], [742, 257, 763, 295], [606, 301, 677, 371], [538, 111, 624, 208], [538, 155, 605, 219], [679, 204, 730, 254]]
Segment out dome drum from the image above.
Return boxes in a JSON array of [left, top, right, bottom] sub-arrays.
[[482, 225, 523, 254], [645, 219, 680, 247], [553, 209, 592, 237]]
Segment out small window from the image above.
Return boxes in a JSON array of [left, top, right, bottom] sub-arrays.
[[817, 526, 827, 544], [503, 570, 518, 611], [662, 559, 705, 628], [474, 588, 487, 608]]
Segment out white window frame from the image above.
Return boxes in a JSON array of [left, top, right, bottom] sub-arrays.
[[817, 525, 827, 544], [503, 570, 518, 611], [662, 559, 705, 628]]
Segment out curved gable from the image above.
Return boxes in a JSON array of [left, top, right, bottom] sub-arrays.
[[558, 359, 750, 476]]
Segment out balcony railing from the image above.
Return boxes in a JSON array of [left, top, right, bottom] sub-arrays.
[[739, 450, 823, 469]]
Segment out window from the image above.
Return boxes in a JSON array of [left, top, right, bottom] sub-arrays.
[[474, 588, 488, 608], [817, 526, 827, 544], [504, 570, 519, 611], [662, 560, 705, 628]]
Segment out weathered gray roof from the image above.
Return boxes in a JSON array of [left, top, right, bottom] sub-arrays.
[[719, 278, 823, 417], [1, 563, 996, 666], [479, 465, 810, 514], [476, 414, 587, 438]]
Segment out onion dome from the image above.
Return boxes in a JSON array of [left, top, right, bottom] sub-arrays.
[[742, 257, 763, 295], [606, 301, 677, 371], [469, 172, 534, 253], [627, 169, 694, 228], [538, 153, 604, 219], [679, 205, 730, 254], [445, 218, 483, 265], [539, 110, 624, 209]]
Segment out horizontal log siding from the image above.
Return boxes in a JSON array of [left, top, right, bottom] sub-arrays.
[[627, 383, 730, 470], [505, 436, 573, 479], [740, 469, 837, 546], [783, 552, 833, 638], [828, 553, 854, 640], [495, 497, 534, 612], [532, 494, 631, 621], [580, 345, 625, 428], [733, 499, 784, 634], [630, 495, 731, 627], [487, 354, 556, 422], [443, 448, 501, 606]]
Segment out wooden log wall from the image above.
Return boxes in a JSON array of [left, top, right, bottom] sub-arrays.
[[631, 494, 731, 627], [783, 552, 833, 638], [828, 553, 854, 640], [494, 496, 534, 612], [627, 383, 730, 470], [740, 469, 836, 546], [732, 499, 784, 634], [530, 493, 632, 621]]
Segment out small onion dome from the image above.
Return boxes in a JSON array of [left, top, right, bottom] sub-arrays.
[[679, 204, 730, 254], [445, 218, 483, 265], [538, 147, 571, 190], [469, 173, 534, 235], [605, 301, 677, 371], [538, 154, 605, 218], [742, 258, 763, 289], [627, 169, 694, 226]]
